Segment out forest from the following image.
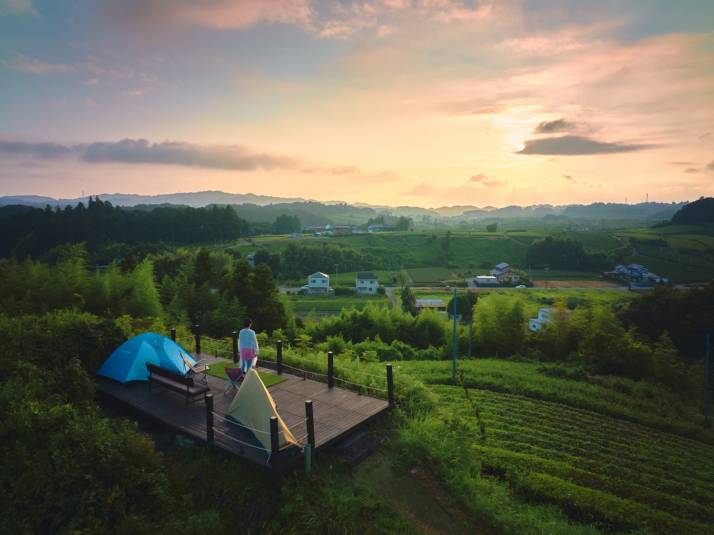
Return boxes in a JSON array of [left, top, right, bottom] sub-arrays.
[[0, 198, 253, 258]]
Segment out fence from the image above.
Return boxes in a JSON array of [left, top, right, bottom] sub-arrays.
[[173, 325, 395, 405]]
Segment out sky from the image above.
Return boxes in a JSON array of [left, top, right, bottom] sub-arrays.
[[1, 0, 713, 208]]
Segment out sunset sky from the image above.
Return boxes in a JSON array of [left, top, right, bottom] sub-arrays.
[[1, 0, 713, 207]]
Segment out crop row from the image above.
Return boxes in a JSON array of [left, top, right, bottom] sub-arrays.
[[475, 443, 714, 521], [484, 429, 714, 502], [435, 388, 714, 493]]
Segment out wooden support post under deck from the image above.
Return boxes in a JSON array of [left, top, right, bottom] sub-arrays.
[[276, 340, 283, 375], [206, 393, 214, 444], [327, 351, 334, 389], [387, 363, 394, 406], [270, 416, 279, 457], [170, 328, 176, 342], [305, 400, 316, 449], [193, 324, 201, 355], [232, 330, 238, 363]]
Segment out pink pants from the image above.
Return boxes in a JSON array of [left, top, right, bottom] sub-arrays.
[[240, 348, 257, 372]]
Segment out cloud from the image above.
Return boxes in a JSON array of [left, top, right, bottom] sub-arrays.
[[113, 0, 312, 31], [81, 139, 297, 170], [534, 118, 578, 134], [469, 174, 506, 187], [3, 55, 76, 75], [0, 138, 297, 170], [563, 174, 575, 183], [0, 137, 400, 180], [0, 140, 73, 158], [517, 135, 655, 155], [0, 0, 37, 17], [707, 160, 714, 171], [684, 167, 700, 174]]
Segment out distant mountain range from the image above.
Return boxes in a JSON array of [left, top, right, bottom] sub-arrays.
[[0, 191, 687, 221], [0, 191, 306, 208]]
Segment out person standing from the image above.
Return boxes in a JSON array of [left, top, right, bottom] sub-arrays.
[[239, 318, 259, 373]]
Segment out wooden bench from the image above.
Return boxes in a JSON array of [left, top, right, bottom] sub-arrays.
[[147, 363, 209, 406]]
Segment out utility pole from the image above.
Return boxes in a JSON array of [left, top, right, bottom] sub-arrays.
[[451, 287, 458, 384], [705, 333, 712, 426]]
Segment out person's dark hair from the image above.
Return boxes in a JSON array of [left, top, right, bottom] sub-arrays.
[[243, 318, 252, 328]]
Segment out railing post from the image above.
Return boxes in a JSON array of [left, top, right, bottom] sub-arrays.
[[270, 416, 279, 457], [386, 363, 394, 406], [327, 351, 334, 389], [305, 400, 316, 449], [276, 340, 283, 375], [193, 324, 201, 356], [170, 328, 176, 342], [232, 330, 239, 363], [206, 393, 214, 445]]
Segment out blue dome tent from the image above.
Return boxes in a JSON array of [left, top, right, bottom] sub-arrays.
[[97, 333, 196, 383]]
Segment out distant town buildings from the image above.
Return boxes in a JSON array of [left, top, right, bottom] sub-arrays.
[[529, 307, 553, 332], [490, 262, 520, 284], [356, 272, 379, 294], [415, 299, 447, 313], [474, 275, 499, 287], [609, 264, 668, 286]]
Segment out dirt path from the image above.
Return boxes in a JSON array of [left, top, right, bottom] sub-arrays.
[[385, 286, 398, 308], [356, 453, 480, 535]]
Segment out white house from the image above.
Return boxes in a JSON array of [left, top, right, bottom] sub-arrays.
[[305, 272, 332, 294], [356, 272, 379, 294], [528, 307, 552, 332], [490, 262, 520, 284]]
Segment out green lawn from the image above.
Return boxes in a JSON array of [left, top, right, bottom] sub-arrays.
[[527, 269, 605, 280], [287, 294, 389, 315], [407, 267, 456, 284], [206, 360, 287, 388]]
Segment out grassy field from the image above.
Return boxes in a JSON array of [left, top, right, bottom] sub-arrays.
[[615, 225, 714, 282], [239, 226, 714, 284], [411, 288, 634, 317], [407, 267, 456, 284], [286, 294, 390, 316], [257, 346, 714, 533]]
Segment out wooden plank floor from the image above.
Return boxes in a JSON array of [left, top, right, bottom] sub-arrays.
[[96, 356, 389, 468]]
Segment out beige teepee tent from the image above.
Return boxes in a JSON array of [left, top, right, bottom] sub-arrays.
[[226, 369, 298, 451]]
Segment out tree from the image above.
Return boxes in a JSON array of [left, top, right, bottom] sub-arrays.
[[401, 286, 417, 316], [486, 223, 498, 232], [396, 216, 413, 231], [126, 259, 162, 318], [273, 214, 301, 234]]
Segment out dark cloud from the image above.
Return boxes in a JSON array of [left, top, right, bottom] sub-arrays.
[[684, 167, 700, 174], [707, 160, 714, 171], [0, 138, 297, 170], [81, 139, 296, 170], [534, 118, 577, 134], [0, 140, 73, 158], [563, 174, 575, 183], [517, 135, 655, 155]]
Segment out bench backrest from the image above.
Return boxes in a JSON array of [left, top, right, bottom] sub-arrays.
[[146, 363, 194, 386]]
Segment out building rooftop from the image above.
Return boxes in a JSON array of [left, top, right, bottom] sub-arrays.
[[416, 299, 446, 308]]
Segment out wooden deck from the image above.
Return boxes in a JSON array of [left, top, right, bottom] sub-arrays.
[[96, 356, 390, 470]]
